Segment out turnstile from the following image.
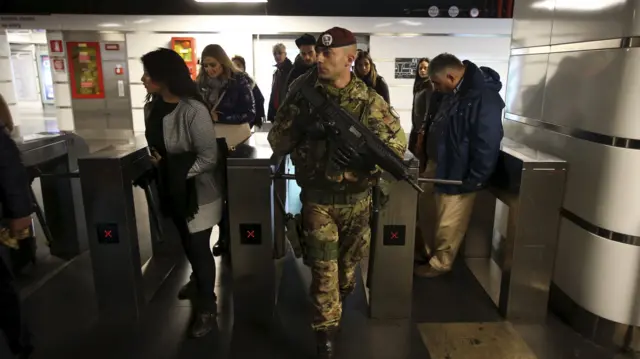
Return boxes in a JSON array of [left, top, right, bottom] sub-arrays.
[[362, 152, 420, 319], [463, 138, 567, 322], [226, 135, 421, 325], [78, 137, 179, 321], [226, 134, 279, 326], [14, 132, 89, 259]]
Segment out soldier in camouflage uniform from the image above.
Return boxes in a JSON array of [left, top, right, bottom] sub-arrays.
[[267, 27, 407, 358]]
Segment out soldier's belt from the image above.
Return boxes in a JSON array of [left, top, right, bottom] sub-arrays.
[[301, 190, 370, 205]]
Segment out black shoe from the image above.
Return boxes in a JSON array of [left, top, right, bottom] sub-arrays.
[[178, 280, 195, 300], [212, 240, 228, 257], [315, 327, 338, 359], [189, 311, 216, 338]]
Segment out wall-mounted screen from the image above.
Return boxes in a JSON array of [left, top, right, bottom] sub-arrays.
[[39, 54, 55, 101]]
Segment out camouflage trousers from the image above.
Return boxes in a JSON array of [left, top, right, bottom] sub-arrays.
[[302, 196, 371, 331]]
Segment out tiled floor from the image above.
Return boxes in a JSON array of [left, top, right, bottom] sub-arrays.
[[13, 239, 632, 359]]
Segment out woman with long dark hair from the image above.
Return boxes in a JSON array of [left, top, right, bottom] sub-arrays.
[[141, 48, 221, 338], [409, 58, 435, 160], [354, 50, 390, 104]]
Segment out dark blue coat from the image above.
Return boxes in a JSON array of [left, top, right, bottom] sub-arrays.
[[208, 72, 256, 126], [434, 60, 505, 194]]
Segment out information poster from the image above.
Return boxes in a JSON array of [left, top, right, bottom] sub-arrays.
[[39, 55, 55, 101], [394, 57, 420, 79], [66, 42, 105, 99]]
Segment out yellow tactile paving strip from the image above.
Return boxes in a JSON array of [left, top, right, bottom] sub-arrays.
[[418, 322, 538, 359]]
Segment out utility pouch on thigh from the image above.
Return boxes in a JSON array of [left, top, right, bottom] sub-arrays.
[[303, 236, 339, 264]]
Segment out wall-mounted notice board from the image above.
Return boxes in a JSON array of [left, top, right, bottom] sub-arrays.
[[66, 41, 105, 99]]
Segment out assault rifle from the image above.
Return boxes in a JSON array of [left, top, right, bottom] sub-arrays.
[[297, 82, 423, 193]]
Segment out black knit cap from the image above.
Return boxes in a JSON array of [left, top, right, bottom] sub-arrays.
[[315, 27, 357, 49], [295, 34, 316, 48]]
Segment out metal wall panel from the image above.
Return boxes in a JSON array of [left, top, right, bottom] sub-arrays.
[[511, 0, 554, 48], [550, 0, 636, 45], [553, 218, 640, 326], [62, 31, 133, 138], [504, 53, 548, 119], [504, 119, 640, 237], [542, 49, 640, 139]]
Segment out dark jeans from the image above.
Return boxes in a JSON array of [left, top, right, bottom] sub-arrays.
[[172, 218, 216, 312], [0, 252, 31, 356]]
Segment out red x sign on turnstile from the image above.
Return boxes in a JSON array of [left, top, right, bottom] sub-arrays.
[[104, 230, 112, 238], [390, 232, 399, 240], [246, 230, 255, 238]]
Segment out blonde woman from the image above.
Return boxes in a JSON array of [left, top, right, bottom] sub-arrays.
[[196, 44, 256, 126]]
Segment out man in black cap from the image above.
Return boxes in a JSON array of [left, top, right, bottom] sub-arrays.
[[268, 27, 407, 359], [286, 34, 317, 91]]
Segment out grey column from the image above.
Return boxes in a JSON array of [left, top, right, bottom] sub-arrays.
[[505, 0, 640, 349]]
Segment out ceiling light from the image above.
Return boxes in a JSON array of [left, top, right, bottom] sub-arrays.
[[98, 23, 122, 28], [531, 0, 624, 11], [194, 0, 267, 2]]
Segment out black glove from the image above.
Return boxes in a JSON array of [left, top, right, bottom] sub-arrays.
[[293, 117, 326, 140], [331, 144, 375, 171], [306, 121, 327, 140]]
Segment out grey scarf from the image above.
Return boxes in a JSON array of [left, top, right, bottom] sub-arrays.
[[200, 76, 228, 109]]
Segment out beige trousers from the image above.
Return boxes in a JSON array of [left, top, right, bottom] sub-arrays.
[[416, 161, 476, 272]]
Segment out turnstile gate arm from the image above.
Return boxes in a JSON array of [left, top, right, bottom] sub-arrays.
[[29, 186, 54, 246], [142, 184, 164, 242], [366, 184, 381, 290], [417, 178, 463, 185]]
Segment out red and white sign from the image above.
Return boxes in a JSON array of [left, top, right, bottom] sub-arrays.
[[52, 58, 65, 72], [105, 44, 120, 51], [49, 40, 63, 53], [114, 64, 124, 75]]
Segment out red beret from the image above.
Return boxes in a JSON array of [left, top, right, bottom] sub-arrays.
[[316, 27, 357, 49]]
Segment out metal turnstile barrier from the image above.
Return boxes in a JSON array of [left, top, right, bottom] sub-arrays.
[[78, 137, 179, 321], [226, 134, 279, 327], [463, 138, 567, 322], [361, 152, 420, 319], [15, 132, 89, 259]]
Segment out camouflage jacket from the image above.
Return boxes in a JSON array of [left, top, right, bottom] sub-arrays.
[[267, 72, 407, 193]]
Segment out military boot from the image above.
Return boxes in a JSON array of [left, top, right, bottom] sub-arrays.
[[315, 327, 338, 359]]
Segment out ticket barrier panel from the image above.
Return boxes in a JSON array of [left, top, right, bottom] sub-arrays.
[[14, 132, 89, 259], [361, 152, 422, 320], [226, 134, 278, 327], [463, 138, 567, 322], [78, 138, 178, 321]]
